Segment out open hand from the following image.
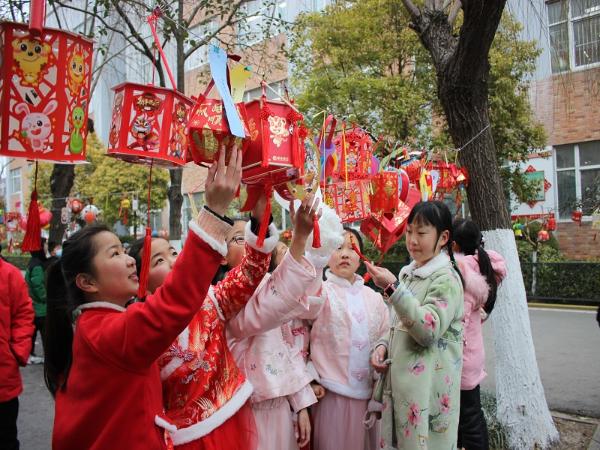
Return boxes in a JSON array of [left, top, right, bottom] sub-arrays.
[[371, 345, 389, 373], [204, 145, 242, 216], [296, 408, 311, 448], [364, 260, 397, 289]]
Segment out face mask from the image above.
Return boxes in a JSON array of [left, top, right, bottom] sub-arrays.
[[55, 249, 62, 258]]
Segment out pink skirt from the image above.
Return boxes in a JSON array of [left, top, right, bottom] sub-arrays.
[[252, 397, 299, 450], [311, 391, 379, 450]]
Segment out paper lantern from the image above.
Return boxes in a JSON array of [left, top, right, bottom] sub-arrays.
[[571, 210, 582, 225], [81, 204, 98, 223], [242, 96, 305, 186], [0, 21, 93, 162], [537, 229, 550, 242], [323, 180, 371, 223], [546, 216, 556, 231], [69, 198, 84, 214], [274, 137, 320, 201], [39, 205, 52, 227], [332, 126, 373, 182], [107, 83, 193, 167]]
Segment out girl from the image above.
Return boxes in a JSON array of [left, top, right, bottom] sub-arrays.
[[366, 201, 464, 450], [25, 238, 48, 364], [453, 219, 506, 450], [309, 227, 389, 450], [44, 149, 242, 450], [128, 197, 321, 449], [227, 203, 343, 450]]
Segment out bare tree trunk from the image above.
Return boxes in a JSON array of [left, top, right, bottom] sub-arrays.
[[167, 0, 186, 243], [401, 1, 558, 447], [48, 164, 75, 243]]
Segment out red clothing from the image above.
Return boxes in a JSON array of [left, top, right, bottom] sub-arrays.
[[159, 223, 278, 448], [52, 212, 230, 450], [0, 258, 35, 402]]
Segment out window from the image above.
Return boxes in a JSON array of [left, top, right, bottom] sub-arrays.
[[547, 0, 600, 73], [185, 21, 217, 71], [9, 168, 21, 194], [238, 0, 264, 47], [243, 80, 286, 102], [555, 141, 600, 217]]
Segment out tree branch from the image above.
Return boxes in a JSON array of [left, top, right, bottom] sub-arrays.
[[401, 0, 421, 19], [448, 0, 462, 26]]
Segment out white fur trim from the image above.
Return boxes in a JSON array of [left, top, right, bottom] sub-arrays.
[[207, 287, 225, 321], [160, 327, 190, 380], [154, 415, 177, 433], [399, 252, 450, 279], [188, 219, 228, 257], [73, 302, 126, 320], [244, 222, 280, 253], [305, 204, 344, 258], [319, 377, 372, 400], [168, 380, 254, 445]]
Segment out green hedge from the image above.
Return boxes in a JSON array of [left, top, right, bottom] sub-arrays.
[[4, 255, 29, 270]]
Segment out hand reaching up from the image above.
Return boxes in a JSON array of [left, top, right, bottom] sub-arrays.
[[289, 194, 320, 262], [204, 144, 242, 217]]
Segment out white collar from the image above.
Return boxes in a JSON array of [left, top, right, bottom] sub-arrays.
[[399, 252, 450, 279], [325, 269, 364, 291], [73, 301, 126, 319]]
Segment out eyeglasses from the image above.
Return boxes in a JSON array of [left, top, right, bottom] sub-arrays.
[[228, 236, 245, 246]]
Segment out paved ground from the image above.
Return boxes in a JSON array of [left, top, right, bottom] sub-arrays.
[[14, 307, 600, 448], [482, 307, 600, 418]]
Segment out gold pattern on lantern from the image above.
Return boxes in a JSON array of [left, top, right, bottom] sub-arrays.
[[268, 116, 289, 147], [248, 119, 259, 141]]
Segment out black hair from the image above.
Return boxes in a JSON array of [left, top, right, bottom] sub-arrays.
[[453, 219, 500, 314], [407, 201, 463, 285], [343, 226, 364, 253], [44, 224, 111, 397], [28, 237, 48, 269]]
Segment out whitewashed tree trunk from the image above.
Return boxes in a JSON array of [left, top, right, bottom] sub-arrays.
[[483, 228, 559, 449]]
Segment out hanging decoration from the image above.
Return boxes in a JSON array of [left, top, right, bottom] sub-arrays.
[[187, 52, 250, 166], [0, 3, 93, 163], [119, 197, 131, 225], [323, 179, 371, 223], [571, 210, 582, 226], [81, 204, 99, 224], [107, 10, 193, 167]]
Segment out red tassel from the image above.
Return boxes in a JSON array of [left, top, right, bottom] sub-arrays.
[[21, 189, 42, 252], [312, 215, 321, 248], [137, 227, 152, 299], [256, 186, 273, 248]]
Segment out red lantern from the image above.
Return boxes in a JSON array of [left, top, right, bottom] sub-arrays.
[[69, 198, 84, 214], [186, 57, 250, 166], [537, 229, 550, 242], [81, 204, 98, 224], [331, 125, 373, 182], [571, 210, 582, 225], [241, 96, 305, 186], [0, 21, 93, 162], [547, 215, 556, 231], [107, 83, 193, 167], [39, 206, 52, 227], [370, 171, 399, 215], [323, 179, 371, 223]]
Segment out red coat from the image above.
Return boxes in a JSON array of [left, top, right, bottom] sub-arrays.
[[52, 212, 230, 450], [0, 258, 35, 402]]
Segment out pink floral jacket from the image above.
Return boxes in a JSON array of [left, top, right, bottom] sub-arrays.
[[309, 271, 389, 400], [227, 251, 323, 411]]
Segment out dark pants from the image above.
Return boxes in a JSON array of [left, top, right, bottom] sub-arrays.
[[30, 316, 45, 356], [457, 385, 489, 450], [0, 397, 19, 450]]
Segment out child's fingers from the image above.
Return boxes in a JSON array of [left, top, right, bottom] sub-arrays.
[[309, 196, 320, 216], [225, 145, 240, 180], [289, 201, 296, 223], [215, 144, 226, 179], [206, 158, 218, 184]]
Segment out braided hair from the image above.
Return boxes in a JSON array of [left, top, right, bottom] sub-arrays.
[[407, 201, 463, 286], [453, 219, 499, 314]]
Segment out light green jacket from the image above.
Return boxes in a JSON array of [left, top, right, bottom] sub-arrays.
[[378, 253, 463, 450]]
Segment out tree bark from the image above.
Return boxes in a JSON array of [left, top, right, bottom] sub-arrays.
[[48, 164, 75, 243], [402, 1, 559, 448]]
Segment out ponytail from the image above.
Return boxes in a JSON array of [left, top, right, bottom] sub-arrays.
[[43, 224, 110, 396], [446, 238, 464, 287], [453, 219, 499, 314], [44, 259, 73, 396]]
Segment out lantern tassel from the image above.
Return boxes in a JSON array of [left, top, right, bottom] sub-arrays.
[[22, 162, 41, 252], [312, 214, 321, 248], [137, 227, 152, 299], [256, 186, 273, 248], [21, 189, 42, 252]]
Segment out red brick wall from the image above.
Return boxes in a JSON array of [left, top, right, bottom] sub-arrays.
[[530, 68, 600, 145], [555, 222, 600, 260]]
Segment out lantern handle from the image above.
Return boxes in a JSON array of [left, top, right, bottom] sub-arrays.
[[147, 11, 177, 90], [29, 0, 46, 35]]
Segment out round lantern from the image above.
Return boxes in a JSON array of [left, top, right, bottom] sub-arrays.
[[107, 82, 193, 167], [537, 229, 550, 242], [546, 216, 556, 231], [81, 205, 99, 224], [571, 210, 582, 224], [0, 21, 93, 162], [39, 206, 52, 227], [70, 198, 84, 214]]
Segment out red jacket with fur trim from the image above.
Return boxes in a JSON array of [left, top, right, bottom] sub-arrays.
[[52, 210, 230, 450], [158, 222, 278, 447], [0, 258, 34, 402]]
